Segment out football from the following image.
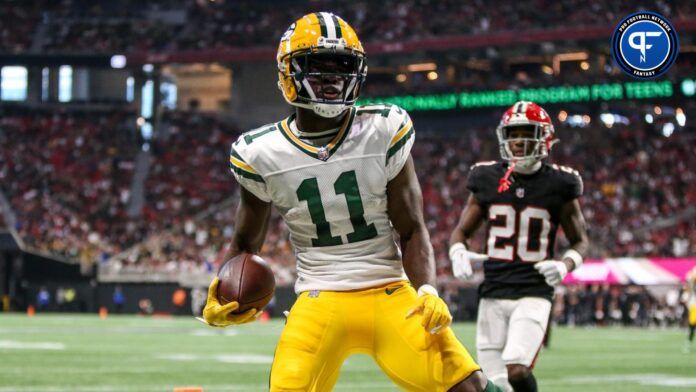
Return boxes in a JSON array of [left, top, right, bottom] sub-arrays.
[[216, 253, 276, 313]]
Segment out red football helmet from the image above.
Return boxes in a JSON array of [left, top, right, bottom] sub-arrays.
[[496, 101, 556, 169]]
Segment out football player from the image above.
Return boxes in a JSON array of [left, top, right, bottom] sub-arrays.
[[201, 12, 503, 392], [449, 102, 589, 392], [683, 266, 696, 353]]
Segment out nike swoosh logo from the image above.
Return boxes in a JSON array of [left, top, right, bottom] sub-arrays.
[[385, 285, 403, 295]]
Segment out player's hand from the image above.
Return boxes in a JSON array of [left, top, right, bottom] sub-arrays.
[[449, 242, 488, 281], [534, 260, 568, 287], [199, 278, 258, 327], [406, 285, 452, 334]]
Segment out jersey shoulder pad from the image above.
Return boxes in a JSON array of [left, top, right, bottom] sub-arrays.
[[549, 163, 583, 199], [471, 161, 498, 170], [356, 103, 400, 120], [549, 163, 581, 178], [357, 103, 413, 143], [238, 123, 280, 150], [467, 161, 503, 196], [230, 122, 279, 181]]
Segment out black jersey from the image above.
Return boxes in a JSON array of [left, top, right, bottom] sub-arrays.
[[467, 161, 583, 301]]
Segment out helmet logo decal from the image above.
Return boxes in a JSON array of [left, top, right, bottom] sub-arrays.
[[281, 23, 296, 42]]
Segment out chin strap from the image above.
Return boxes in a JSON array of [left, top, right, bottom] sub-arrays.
[[497, 159, 517, 193]]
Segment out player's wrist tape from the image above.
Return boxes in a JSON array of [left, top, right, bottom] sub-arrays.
[[449, 242, 466, 259], [417, 284, 439, 298], [563, 249, 583, 269]]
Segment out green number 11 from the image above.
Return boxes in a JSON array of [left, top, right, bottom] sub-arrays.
[[296, 170, 378, 247]]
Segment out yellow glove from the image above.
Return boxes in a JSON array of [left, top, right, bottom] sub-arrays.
[[197, 277, 258, 327], [406, 284, 452, 334]]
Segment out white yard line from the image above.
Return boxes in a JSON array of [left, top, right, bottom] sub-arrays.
[[0, 381, 399, 392], [0, 386, 263, 392], [541, 374, 696, 388], [0, 340, 65, 350]]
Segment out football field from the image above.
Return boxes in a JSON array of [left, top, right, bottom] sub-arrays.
[[0, 313, 694, 391]]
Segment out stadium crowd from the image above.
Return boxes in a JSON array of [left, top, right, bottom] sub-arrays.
[[1, 0, 693, 53], [0, 1, 41, 52], [553, 284, 688, 328], [0, 107, 140, 263], [3, 105, 693, 283], [111, 110, 243, 276], [416, 123, 696, 278]]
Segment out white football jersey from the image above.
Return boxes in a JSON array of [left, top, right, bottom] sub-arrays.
[[229, 104, 415, 293]]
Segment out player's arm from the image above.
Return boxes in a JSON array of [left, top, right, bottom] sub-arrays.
[[535, 198, 588, 286], [387, 156, 451, 334], [201, 188, 272, 327], [450, 194, 485, 247], [227, 187, 272, 258], [387, 155, 435, 289], [448, 194, 488, 281], [558, 198, 589, 272]]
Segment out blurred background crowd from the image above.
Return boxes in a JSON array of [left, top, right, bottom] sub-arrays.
[[1, 0, 694, 321]]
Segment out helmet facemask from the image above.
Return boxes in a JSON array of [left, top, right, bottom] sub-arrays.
[[280, 47, 367, 118], [497, 123, 553, 170]]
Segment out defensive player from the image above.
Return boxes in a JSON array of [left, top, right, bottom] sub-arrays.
[[200, 13, 503, 392], [449, 101, 589, 392], [683, 266, 696, 353]]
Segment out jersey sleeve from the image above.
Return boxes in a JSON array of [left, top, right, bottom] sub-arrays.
[[466, 166, 481, 195], [384, 106, 415, 180], [466, 162, 496, 204], [562, 167, 583, 201], [569, 172, 583, 200], [229, 138, 271, 202]]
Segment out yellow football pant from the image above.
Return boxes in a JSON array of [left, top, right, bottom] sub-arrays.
[[689, 304, 696, 326], [269, 281, 480, 391]]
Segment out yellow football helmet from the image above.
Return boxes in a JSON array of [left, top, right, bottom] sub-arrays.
[[277, 12, 367, 118]]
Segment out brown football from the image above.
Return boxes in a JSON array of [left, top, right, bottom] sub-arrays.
[[217, 253, 276, 314]]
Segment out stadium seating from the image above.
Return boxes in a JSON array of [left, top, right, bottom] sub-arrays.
[[3, 106, 692, 282], [2, 0, 692, 53], [6, 105, 696, 281], [0, 107, 140, 262]]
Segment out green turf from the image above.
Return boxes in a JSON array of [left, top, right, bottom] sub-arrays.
[[0, 313, 694, 391]]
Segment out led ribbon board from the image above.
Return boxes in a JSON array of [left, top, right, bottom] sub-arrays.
[[359, 80, 677, 111]]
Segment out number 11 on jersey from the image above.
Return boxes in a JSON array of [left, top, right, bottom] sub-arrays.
[[296, 170, 378, 247]]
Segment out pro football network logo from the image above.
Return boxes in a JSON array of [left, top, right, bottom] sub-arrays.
[[611, 12, 678, 79]]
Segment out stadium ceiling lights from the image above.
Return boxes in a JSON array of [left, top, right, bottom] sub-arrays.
[[599, 113, 630, 128], [406, 62, 437, 72], [681, 79, 695, 97], [676, 108, 686, 127], [110, 55, 127, 69], [662, 122, 675, 137]]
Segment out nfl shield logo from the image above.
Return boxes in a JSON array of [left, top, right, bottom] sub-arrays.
[[317, 146, 329, 161], [516, 187, 525, 198]]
